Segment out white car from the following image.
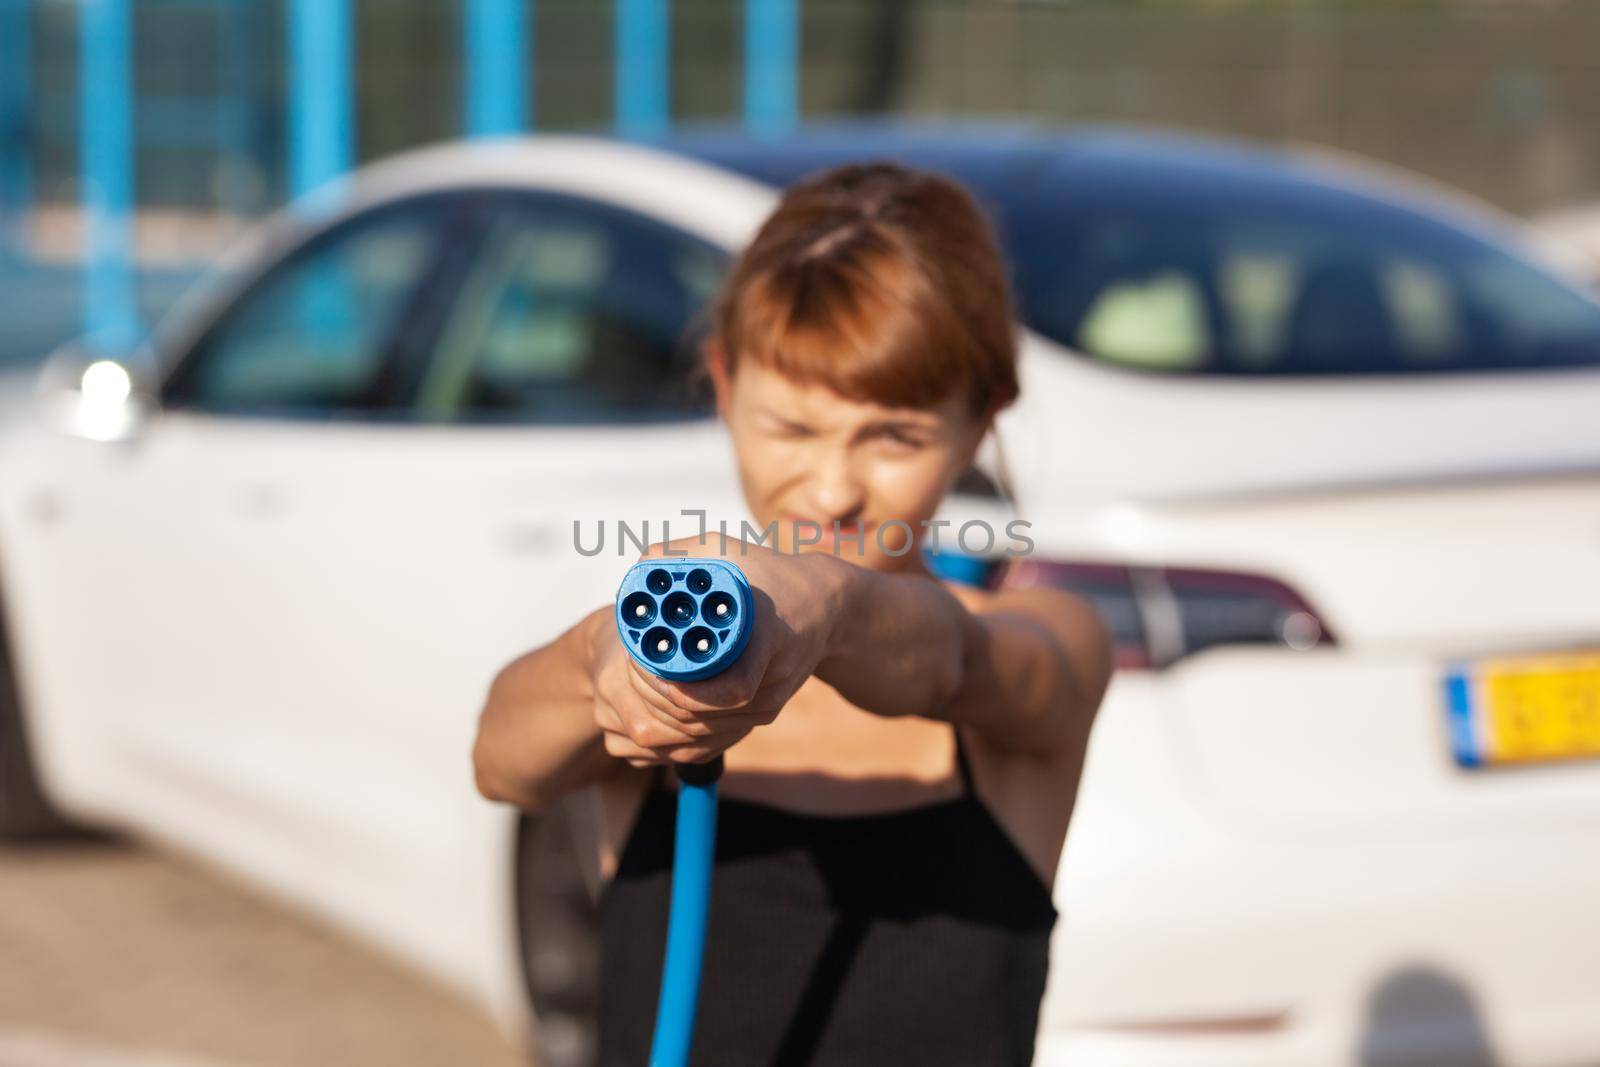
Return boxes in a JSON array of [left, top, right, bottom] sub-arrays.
[[4, 123, 1600, 1067]]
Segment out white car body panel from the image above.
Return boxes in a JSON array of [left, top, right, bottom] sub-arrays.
[[1007, 332, 1600, 506], [3, 134, 1598, 1065]]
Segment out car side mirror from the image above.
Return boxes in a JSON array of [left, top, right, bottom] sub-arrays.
[[33, 339, 161, 442]]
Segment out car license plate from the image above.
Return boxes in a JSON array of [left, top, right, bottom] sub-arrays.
[[1445, 650, 1600, 768]]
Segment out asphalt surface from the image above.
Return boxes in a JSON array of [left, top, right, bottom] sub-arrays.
[[0, 838, 525, 1067]]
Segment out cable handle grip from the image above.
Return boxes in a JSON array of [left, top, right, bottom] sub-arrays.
[[674, 754, 724, 786]]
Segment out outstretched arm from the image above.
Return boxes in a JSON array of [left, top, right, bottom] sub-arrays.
[[818, 561, 1115, 756], [631, 538, 1115, 761], [472, 606, 614, 812], [475, 581, 785, 809]]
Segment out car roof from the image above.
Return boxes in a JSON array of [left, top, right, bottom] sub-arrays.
[[319, 120, 1519, 264], [642, 118, 1512, 238]]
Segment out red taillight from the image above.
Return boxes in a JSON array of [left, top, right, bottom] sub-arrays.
[[998, 558, 1337, 670]]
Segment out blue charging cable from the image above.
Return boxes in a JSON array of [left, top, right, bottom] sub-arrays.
[[615, 558, 755, 1067]]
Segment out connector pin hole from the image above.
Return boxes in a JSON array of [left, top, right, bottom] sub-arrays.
[[702, 591, 738, 627], [642, 626, 676, 664], [662, 591, 696, 628], [683, 626, 717, 663], [621, 591, 657, 626]]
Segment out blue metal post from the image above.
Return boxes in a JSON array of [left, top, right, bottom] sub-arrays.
[[743, 0, 796, 138], [0, 0, 32, 249], [465, 0, 528, 136], [80, 0, 139, 353], [615, 0, 668, 138], [216, 0, 254, 212], [288, 0, 352, 201]]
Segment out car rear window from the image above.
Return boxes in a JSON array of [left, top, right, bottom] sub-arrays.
[[1003, 199, 1600, 376]]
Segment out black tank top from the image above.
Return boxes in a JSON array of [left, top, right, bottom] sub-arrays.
[[597, 727, 1059, 1066]]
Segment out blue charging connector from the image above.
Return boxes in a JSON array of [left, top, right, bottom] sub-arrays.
[[616, 559, 754, 682], [615, 557, 754, 1067]]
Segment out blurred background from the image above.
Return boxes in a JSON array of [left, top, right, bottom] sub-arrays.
[[4, 2, 1600, 1066], [7, 0, 1600, 368]]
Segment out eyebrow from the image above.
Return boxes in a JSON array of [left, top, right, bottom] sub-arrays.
[[857, 418, 938, 437], [755, 403, 940, 441], [757, 407, 937, 435]]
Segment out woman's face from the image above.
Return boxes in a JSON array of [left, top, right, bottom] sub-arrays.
[[712, 356, 990, 573]]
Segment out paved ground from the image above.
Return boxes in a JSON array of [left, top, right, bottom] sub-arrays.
[[0, 837, 526, 1067]]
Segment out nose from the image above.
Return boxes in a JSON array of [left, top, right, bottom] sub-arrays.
[[806, 449, 866, 524]]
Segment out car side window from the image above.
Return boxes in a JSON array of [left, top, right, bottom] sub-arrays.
[[1007, 203, 1600, 375], [1078, 270, 1213, 371], [413, 196, 727, 424], [166, 201, 446, 416]]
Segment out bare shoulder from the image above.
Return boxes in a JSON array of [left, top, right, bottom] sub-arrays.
[[949, 580, 1107, 766]]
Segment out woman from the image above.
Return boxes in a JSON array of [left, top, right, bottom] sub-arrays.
[[473, 162, 1115, 1066]]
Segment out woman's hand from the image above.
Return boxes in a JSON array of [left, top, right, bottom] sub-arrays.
[[591, 533, 851, 768]]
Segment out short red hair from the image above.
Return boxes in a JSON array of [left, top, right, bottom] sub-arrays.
[[711, 162, 1019, 418]]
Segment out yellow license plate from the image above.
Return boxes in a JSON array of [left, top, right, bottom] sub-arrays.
[[1445, 650, 1600, 768]]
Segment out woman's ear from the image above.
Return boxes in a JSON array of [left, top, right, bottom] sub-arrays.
[[705, 335, 733, 418]]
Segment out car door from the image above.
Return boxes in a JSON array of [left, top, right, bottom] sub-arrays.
[[128, 185, 740, 980], [373, 186, 750, 821], [20, 177, 743, 990], [398, 188, 751, 1038]]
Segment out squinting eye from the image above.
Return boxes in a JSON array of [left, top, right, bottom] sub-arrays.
[[769, 422, 813, 438]]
